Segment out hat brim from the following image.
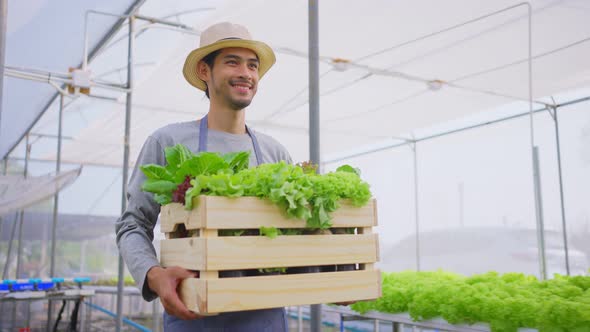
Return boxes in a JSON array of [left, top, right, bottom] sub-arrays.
[[183, 39, 276, 91]]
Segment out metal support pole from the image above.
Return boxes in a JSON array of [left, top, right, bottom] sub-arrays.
[[0, 0, 7, 138], [523, 3, 547, 280], [532, 147, 547, 279], [15, 135, 30, 279], [411, 142, 421, 271], [298, 306, 303, 332], [308, 1, 321, 331], [0, 158, 8, 272], [549, 105, 570, 275], [86, 297, 93, 331], [152, 299, 160, 332], [1, 211, 16, 279], [10, 135, 29, 328], [308, 0, 320, 168], [458, 182, 464, 227], [116, 15, 135, 332], [47, 93, 64, 331]]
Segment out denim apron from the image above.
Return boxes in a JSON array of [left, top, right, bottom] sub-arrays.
[[163, 115, 288, 331]]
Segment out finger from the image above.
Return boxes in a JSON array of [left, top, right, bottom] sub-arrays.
[[168, 266, 198, 279], [165, 290, 200, 320], [162, 298, 197, 320]]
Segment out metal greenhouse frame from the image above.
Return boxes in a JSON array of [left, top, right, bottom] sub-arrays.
[[1, 1, 589, 331]]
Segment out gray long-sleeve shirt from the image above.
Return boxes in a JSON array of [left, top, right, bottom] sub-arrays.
[[115, 120, 292, 301]]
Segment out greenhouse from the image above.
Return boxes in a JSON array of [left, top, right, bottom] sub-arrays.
[[0, 0, 589, 331]]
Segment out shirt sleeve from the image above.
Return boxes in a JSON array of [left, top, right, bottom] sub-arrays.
[[115, 136, 164, 301]]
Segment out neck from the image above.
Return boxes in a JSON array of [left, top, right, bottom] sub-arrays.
[[206, 105, 246, 134]]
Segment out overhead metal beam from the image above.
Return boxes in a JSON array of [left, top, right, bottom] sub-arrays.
[[2, 0, 147, 160], [323, 95, 590, 165]]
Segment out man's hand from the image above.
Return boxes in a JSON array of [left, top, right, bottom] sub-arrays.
[[147, 266, 201, 320]]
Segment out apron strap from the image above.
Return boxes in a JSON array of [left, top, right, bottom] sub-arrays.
[[198, 114, 263, 165]]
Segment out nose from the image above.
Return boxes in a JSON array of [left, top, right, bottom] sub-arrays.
[[237, 63, 253, 81]]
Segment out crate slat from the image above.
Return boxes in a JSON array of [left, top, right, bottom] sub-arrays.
[[160, 196, 206, 232], [161, 234, 379, 270], [160, 238, 206, 269], [160, 196, 377, 232], [160, 195, 381, 314], [180, 270, 381, 314]]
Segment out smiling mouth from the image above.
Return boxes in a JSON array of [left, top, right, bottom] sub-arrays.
[[230, 80, 252, 93], [232, 85, 250, 93]]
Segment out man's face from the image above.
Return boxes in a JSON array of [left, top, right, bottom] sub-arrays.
[[204, 47, 260, 110]]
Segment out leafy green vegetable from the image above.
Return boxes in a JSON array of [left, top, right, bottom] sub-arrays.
[[258, 267, 287, 274], [259, 226, 279, 239], [164, 143, 193, 174], [351, 271, 590, 332], [219, 229, 245, 237], [336, 164, 360, 176], [173, 153, 231, 183], [222, 151, 251, 173], [278, 229, 304, 236], [141, 165, 173, 181], [153, 194, 171, 205], [141, 179, 177, 194], [140, 144, 372, 231]]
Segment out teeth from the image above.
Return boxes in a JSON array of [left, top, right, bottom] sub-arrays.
[[233, 84, 250, 90], [232, 82, 251, 89]]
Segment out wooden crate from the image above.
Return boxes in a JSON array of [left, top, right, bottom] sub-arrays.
[[160, 195, 381, 315]]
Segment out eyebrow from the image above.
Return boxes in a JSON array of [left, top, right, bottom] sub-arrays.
[[222, 54, 260, 64]]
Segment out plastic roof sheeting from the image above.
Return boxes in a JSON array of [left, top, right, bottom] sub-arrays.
[[4, 0, 590, 166], [0, 167, 81, 216], [0, 0, 142, 159]]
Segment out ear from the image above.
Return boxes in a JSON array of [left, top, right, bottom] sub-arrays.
[[196, 61, 210, 83]]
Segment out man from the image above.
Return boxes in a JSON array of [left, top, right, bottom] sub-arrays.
[[115, 22, 291, 331]]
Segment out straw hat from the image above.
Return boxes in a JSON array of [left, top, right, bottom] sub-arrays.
[[183, 22, 276, 91]]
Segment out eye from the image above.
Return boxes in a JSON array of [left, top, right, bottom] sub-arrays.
[[249, 63, 259, 69], [226, 60, 238, 65]]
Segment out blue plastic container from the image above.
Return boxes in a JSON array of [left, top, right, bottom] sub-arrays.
[[29, 279, 55, 291], [12, 281, 35, 291]]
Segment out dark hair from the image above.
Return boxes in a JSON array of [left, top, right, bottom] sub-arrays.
[[201, 50, 221, 99]]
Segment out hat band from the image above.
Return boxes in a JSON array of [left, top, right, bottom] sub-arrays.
[[218, 37, 243, 41]]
